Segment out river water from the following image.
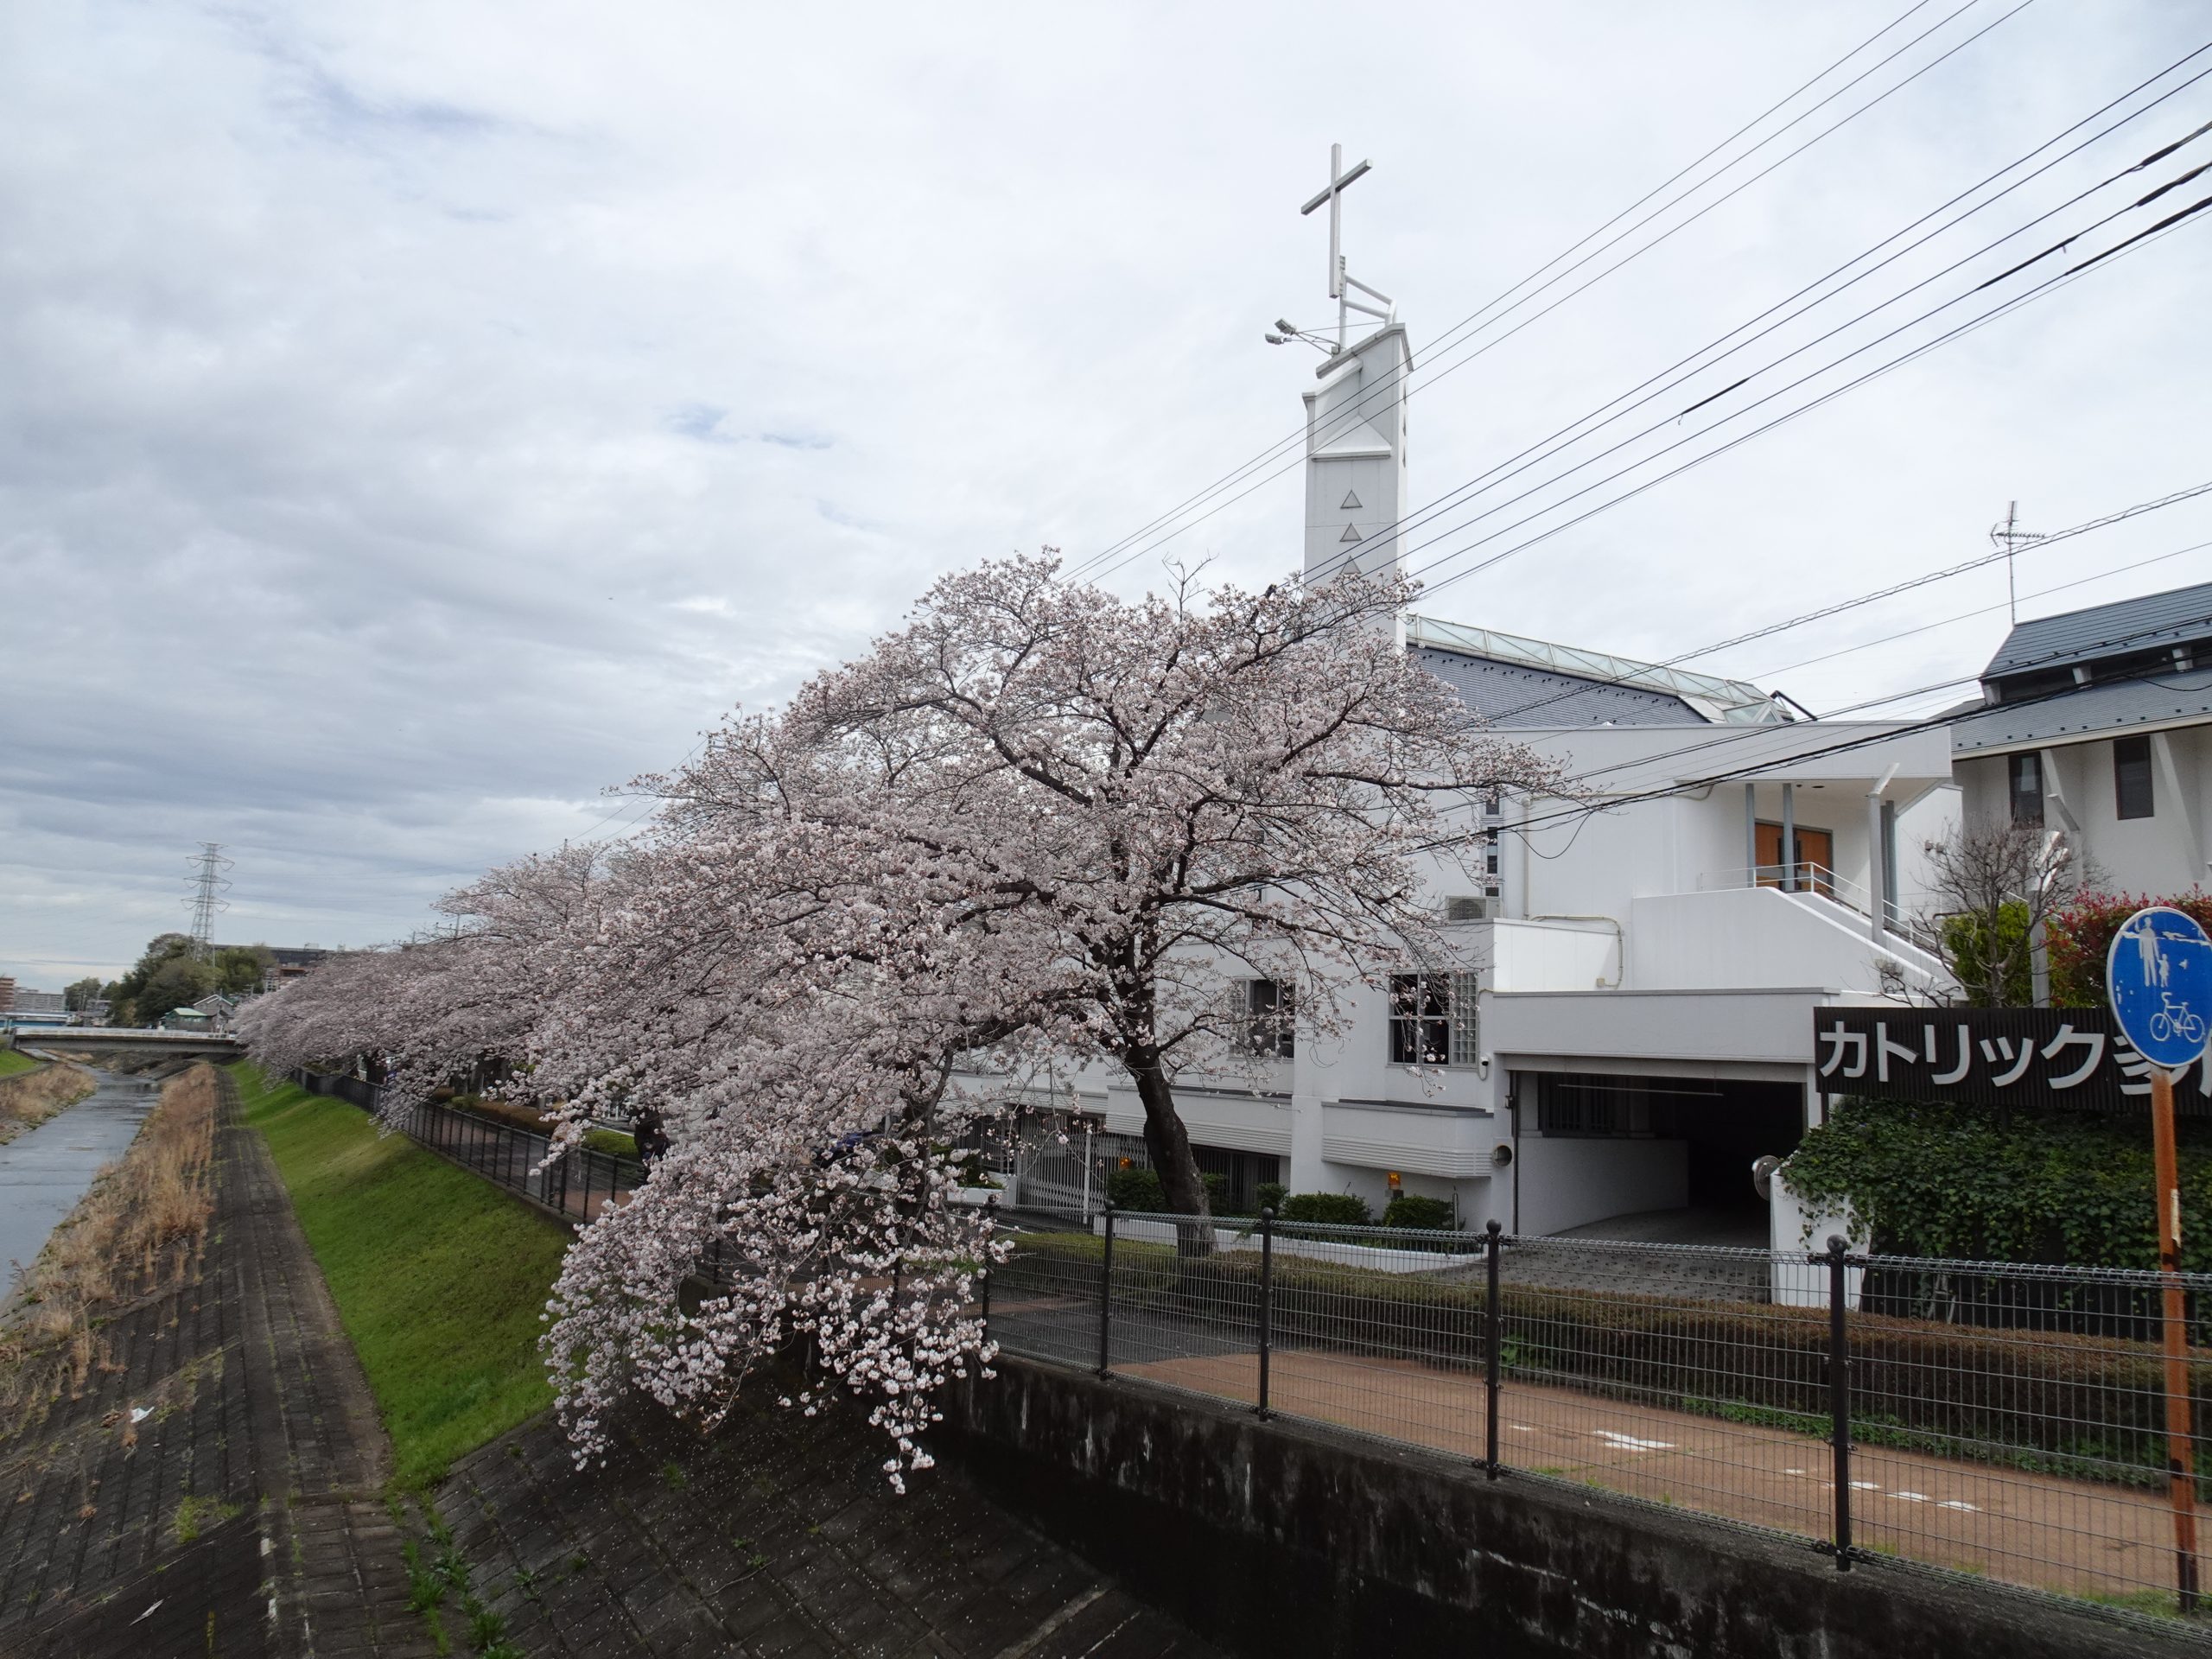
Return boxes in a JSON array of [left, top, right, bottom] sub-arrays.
[[0, 1069, 159, 1289]]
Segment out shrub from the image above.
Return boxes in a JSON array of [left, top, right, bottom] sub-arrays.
[[2049, 889, 2212, 1009], [1201, 1172, 1228, 1204], [1280, 1192, 1371, 1225], [1786, 1094, 2212, 1268], [1105, 1166, 1166, 1211], [1382, 1194, 1457, 1230], [1255, 1181, 1288, 1214], [1940, 902, 2031, 1008]]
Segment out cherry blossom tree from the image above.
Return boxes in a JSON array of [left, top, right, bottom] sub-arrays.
[[770, 556, 1558, 1223], [242, 553, 1556, 1479]]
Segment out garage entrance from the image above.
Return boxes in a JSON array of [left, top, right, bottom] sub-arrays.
[[1526, 1070, 1807, 1228]]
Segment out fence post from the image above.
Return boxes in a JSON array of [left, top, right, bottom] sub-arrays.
[[980, 1196, 996, 1344], [1255, 1207, 1274, 1420], [1826, 1234, 1853, 1572], [1485, 1219, 1503, 1478], [1098, 1204, 1116, 1380]]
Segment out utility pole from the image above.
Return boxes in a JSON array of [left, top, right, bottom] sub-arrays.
[[1989, 501, 2047, 624], [186, 842, 232, 960]]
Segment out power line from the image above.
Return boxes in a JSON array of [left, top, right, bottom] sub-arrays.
[[1740, 537, 2212, 681], [1094, 23, 2202, 598], [1404, 188, 2212, 604], [1436, 478, 2212, 733], [1498, 608, 2212, 842], [1289, 50, 2212, 592], [1060, 0, 2012, 585]]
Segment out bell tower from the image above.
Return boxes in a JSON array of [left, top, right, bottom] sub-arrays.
[[1272, 144, 1409, 584]]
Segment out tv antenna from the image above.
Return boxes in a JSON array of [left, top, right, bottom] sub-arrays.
[[185, 842, 233, 959], [1988, 501, 2046, 623]]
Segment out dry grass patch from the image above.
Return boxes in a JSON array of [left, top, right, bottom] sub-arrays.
[[0, 1063, 218, 1433], [0, 1060, 98, 1147]]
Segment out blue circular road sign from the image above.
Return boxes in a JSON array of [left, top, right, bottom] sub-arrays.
[[2107, 906, 2212, 1070]]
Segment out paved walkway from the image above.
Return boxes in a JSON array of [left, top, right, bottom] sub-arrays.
[[1110, 1344, 2191, 1605], [435, 1387, 1221, 1657], [985, 1272, 2205, 1611], [0, 1069, 436, 1656]]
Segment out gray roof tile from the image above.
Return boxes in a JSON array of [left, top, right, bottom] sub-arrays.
[[1985, 580, 2212, 677], [1951, 671, 2212, 753], [1412, 646, 1703, 727]]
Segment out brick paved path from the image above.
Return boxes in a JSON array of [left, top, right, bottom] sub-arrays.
[[0, 1070, 436, 1656], [436, 1390, 1220, 1658]]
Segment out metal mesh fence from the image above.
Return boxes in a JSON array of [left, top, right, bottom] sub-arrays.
[[276, 1070, 2212, 1629], [292, 1068, 644, 1225], [987, 1206, 2212, 1627]]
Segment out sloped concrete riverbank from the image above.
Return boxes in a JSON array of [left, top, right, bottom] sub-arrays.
[[0, 1068, 153, 1294]]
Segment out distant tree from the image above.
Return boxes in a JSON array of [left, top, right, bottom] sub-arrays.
[[107, 933, 199, 1026], [62, 976, 104, 1012], [212, 944, 275, 995], [139, 957, 216, 1020]]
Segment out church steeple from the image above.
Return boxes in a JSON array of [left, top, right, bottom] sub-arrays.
[[1278, 144, 1408, 584]]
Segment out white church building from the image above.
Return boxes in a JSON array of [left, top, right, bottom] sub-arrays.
[[1011, 150, 1960, 1242]]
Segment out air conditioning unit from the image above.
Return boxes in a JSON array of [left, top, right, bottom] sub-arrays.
[[1444, 895, 1488, 923]]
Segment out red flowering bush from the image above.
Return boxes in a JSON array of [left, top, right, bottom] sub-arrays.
[[2047, 890, 2212, 1007]]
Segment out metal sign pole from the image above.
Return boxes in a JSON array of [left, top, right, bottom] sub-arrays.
[[2107, 907, 2212, 1618], [2152, 1065, 2201, 1612]]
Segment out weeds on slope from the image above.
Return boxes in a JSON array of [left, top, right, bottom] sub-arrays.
[[0, 1059, 98, 1147], [0, 1063, 217, 1433]]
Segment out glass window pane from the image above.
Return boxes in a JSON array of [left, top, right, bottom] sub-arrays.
[[2115, 735, 2154, 819]]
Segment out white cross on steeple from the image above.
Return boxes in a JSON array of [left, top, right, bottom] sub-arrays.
[[1300, 143, 1393, 353], [1286, 143, 1409, 585]]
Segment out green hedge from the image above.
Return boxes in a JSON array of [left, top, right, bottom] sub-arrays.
[[1382, 1194, 1456, 1230], [1280, 1192, 1371, 1225], [1787, 1096, 2212, 1268]]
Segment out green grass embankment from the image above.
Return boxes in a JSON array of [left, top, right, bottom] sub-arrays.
[[0, 1048, 41, 1077], [229, 1062, 572, 1486]]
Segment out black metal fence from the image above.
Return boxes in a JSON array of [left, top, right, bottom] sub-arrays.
[[988, 1207, 2212, 1630], [292, 1068, 644, 1226], [276, 1063, 2212, 1632]]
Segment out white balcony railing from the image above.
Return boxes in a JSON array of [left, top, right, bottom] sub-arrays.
[[1695, 864, 1945, 959]]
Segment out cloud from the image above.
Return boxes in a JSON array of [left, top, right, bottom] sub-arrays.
[[3, 0, 2209, 984]]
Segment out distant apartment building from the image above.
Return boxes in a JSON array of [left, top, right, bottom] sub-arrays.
[[1953, 579, 2212, 894]]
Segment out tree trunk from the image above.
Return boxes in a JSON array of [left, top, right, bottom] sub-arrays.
[[1127, 1053, 1214, 1257]]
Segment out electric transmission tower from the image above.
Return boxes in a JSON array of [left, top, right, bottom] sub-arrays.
[[185, 842, 233, 959], [1989, 500, 2047, 625]]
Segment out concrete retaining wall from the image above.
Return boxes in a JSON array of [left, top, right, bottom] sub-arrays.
[[944, 1357, 2193, 1659]]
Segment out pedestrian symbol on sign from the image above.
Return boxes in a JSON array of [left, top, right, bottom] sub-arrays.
[[2109, 908, 2212, 1070]]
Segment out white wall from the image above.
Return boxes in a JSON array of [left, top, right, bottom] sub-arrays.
[[1957, 725, 2212, 899], [1491, 918, 1618, 991], [1625, 887, 1944, 994], [1514, 1134, 1688, 1235], [1489, 987, 1830, 1071]]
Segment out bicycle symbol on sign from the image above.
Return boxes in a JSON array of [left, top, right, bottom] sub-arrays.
[[2149, 993, 2207, 1046]]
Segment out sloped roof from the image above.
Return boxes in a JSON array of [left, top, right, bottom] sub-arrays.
[[1951, 670, 2212, 753], [1405, 614, 1787, 727], [1984, 580, 2212, 678]]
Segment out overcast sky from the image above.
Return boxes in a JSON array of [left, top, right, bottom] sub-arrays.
[[5, 1, 2209, 986]]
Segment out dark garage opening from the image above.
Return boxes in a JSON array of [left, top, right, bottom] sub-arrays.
[[1535, 1071, 1807, 1214]]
